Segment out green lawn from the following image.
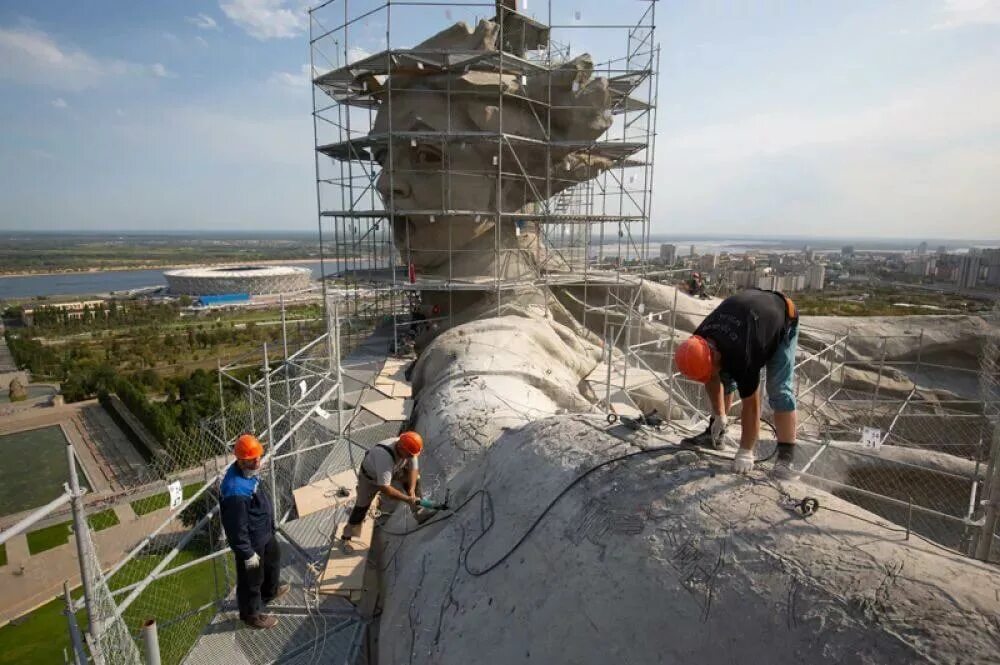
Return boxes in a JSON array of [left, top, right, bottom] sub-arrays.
[[0, 548, 232, 665], [25, 521, 72, 554], [86, 509, 120, 532], [131, 482, 202, 516], [0, 588, 85, 665]]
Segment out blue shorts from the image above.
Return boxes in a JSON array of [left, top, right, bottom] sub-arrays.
[[721, 321, 798, 412]]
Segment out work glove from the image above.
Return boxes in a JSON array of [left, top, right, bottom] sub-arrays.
[[245, 553, 261, 569], [418, 498, 436, 510], [710, 415, 728, 448], [732, 449, 754, 474]]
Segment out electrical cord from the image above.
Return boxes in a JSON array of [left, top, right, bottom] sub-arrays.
[[462, 444, 703, 577]]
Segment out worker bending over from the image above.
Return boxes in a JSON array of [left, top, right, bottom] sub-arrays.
[[341, 430, 424, 541], [674, 288, 799, 475], [220, 434, 288, 630]]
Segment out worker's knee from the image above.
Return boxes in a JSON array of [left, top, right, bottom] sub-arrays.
[[347, 504, 369, 525]]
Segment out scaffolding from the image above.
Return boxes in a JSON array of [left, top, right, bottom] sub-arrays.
[[308, 0, 658, 353]]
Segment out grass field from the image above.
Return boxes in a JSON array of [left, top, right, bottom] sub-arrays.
[[87, 508, 120, 531], [25, 520, 72, 554], [0, 427, 88, 515], [0, 588, 85, 665], [0, 548, 231, 665]]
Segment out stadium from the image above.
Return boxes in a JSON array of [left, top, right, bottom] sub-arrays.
[[163, 265, 313, 296]]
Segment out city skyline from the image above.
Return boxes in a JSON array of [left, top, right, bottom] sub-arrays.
[[0, 1, 998, 236]]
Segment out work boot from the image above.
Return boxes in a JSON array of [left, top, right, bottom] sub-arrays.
[[771, 443, 801, 481], [681, 417, 727, 450], [243, 614, 278, 630], [263, 583, 290, 605]]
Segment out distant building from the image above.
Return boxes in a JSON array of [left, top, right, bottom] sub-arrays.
[[758, 273, 805, 292], [917, 242, 928, 256], [22, 299, 110, 324], [841, 245, 855, 257], [806, 264, 826, 291], [956, 254, 981, 289], [699, 253, 719, 271], [804, 248, 815, 262], [983, 248, 1000, 287], [937, 245, 947, 255], [659, 244, 677, 265], [906, 257, 936, 278], [689, 244, 696, 257]]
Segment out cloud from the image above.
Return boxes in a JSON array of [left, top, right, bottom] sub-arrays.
[[270, 63, 312, 87], [933, 0, 1000, 30], [0, 25, 168, 90], [220, 0, 306, 40], [347, 46, 371, 64], [186, 13, 221, 30], [150, 63, 174, 78], [195, 35, 209, 47], [658, 57, 1000, 237], [51, 97, 67, 108]]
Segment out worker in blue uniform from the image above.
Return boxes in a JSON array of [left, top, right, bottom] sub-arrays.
[[220, 433, 289, 629]]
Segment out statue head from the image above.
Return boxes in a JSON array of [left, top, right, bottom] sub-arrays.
[[358, 19, 620, 276]]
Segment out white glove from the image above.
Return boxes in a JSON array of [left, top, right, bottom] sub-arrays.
[[710, 415, 728, 443], [732, 449, 754, 474], [245, 553, 261, 569]]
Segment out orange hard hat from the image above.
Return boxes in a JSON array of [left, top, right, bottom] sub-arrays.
[[675, 335, 714, 384], [397, 431, 423, 456], [234, 433, 264, 460]]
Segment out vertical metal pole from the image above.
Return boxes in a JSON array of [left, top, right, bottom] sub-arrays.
[[869, 336, 888, 424], [604, 331, 614, 419], [63, 582, 87, 665], [280, 293, 291, 409], [665, 286, 678, 421], [975, 424, 1000, 561], [263, 343, 279, 524], [140, 619, 161, 665], [67, 445, 102, 662], [217, 359, 227, 443], [334, 299, 344, 440]]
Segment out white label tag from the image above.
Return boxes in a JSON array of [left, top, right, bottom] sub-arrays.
[[861, 426, 882, 451], [168, 481, 183, 510], [315, 405, 331, 420], [299, 380, 308, 398]]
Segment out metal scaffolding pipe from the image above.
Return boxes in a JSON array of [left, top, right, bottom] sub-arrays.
[[141, 619, 162, 665], [0, 489, 73, 545]]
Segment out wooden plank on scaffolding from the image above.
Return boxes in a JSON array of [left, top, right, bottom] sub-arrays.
[[362, 397, 413, 421], [292, 469, 357, 518], [318, 511, 374, 595]]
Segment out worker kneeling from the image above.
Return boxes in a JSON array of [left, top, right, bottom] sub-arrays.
[[674, 288, 800, 476], [220, 434, 289, 630], [341, 430, 425, 541]]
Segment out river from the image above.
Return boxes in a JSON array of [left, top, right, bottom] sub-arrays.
[[0, 262, 328, 300]]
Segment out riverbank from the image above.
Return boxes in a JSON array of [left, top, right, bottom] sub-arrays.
[[0, 257, 339, 279]]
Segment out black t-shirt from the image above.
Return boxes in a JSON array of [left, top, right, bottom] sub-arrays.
[[693, 289, 792, 398]]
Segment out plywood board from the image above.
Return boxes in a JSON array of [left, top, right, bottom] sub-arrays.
[[362, 397, 413, 421], [373, 379, 412, 399], [292, 469, 357, 518], [318, 511, 374, 595]]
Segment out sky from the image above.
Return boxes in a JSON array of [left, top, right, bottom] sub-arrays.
[[0, 0, 998, 239]]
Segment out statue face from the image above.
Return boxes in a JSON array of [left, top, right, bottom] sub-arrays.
[[373, 89, 522, 272]]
